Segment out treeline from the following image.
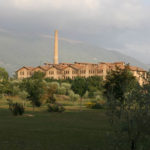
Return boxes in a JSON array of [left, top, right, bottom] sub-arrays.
[[0, 67, 105, 110]]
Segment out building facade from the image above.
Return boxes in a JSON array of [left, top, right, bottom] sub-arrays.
[[16, 30, 148, 85], [16, 61, 147, 85]]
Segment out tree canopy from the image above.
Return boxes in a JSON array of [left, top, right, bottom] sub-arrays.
[[104, 65, 150, 150], [0, 67, 9, 81]]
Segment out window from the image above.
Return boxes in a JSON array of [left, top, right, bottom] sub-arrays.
[[20, 71, 24, 75], [97, 70, 103, 74], [89, 70, 94, 74], [72, 71, 77, 74], [49, 71, 54, 75], [65, 70, 69, 74], [80, 70, 86, 74]]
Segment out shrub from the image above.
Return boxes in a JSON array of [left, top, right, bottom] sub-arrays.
[[9, 102, 25, 116], [61, 83, 71, 90], [69, 90, 80, 102], [49, 82, 60, 89], [61, 83, 71, 95], [57, 87, 66, 95], [47, 103, 65, 113], [86, 101, 103, 109]]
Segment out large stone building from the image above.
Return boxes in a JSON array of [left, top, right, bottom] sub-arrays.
[[16, 30, 148, 85]]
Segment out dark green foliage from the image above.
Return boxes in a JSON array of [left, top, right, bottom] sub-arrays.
[[86, 76, 103, 98], [9, 102, 25, 116], [24, 79, 44, 107], [6, 80, 21, 96], [104, 65, 138, 101], [0, 67, 10, 96], [47, 103, 65, 112], [0, 67, 9, 81], [104, 65, 150, 150], [71, 77, 87, 97], [45, 83, 58, 104], [31, 71, 45, 80], [20, 72, 46, 108], [45, 76, 104, 99], [45, 78, 72, 84]]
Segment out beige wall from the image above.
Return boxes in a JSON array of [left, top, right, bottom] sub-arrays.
[[46, 67, 62, 79], [17, 68, 32, 79], [16, 63, 148, 86]]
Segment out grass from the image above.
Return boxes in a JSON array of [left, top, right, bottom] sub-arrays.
[[0, 107, 111, 150], [0, 96, 112, 150], [0, 96, 150, 150], [1, 96, 150, 150]]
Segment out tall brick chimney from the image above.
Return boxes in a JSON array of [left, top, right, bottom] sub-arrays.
[[54, 30, 58, 64]]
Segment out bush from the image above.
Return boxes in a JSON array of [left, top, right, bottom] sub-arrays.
[[86, 101, 103, 109], [49, 82, 60, 89], [9, 102, 25, 116], [47, 103, 65, 113], [57, 87, 66, 95], [69, 90, 80, 102], [61, 83, 71, 90]]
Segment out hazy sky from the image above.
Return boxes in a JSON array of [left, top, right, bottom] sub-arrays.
[[0, 0, 150, 64]]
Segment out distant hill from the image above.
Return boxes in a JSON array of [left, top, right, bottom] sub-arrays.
[[0, 32, 149, 75]]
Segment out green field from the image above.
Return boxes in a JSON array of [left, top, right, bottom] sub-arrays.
[[0, 107, 110, 150], [1, 96, 150, 150]]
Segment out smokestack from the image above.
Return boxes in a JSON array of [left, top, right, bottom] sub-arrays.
[[54, 30, 58, 64]]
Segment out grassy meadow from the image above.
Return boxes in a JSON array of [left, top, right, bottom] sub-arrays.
[[0, 96, 111, 150]]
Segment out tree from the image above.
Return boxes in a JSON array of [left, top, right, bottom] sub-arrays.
[[68, 90, 80, 103], [21, 72, 46, 110], [0, 67, 9, 97], [61, 82, 71, 95], [45, 82, 58, 104], [0, 67, 8, 81], [86, 76, 103, 98], [18, 90, 29, 107], [104, 65, 150, 150], [31, 71, 45, 80], [71, 77, 87, 110]]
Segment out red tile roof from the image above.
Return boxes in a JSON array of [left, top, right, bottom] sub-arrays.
[[16, 66, 34, 72]]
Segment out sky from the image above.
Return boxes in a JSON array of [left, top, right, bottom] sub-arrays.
[[0, 0, 150, 64]]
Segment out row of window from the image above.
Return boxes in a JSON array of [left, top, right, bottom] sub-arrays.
[[20, 71, 31, 75], [20, 69, 104, 76], [89, 70, 103, 74]]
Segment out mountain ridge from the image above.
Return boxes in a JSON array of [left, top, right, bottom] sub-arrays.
[[0, 32, 149, 75]]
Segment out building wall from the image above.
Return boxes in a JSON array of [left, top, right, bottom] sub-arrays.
[[16, 63, 148, 85], [46, 67, 62, 79], [17, 68, 32, 79]]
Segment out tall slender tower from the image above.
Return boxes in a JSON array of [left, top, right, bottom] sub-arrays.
[[54, 30, 58, 64]]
